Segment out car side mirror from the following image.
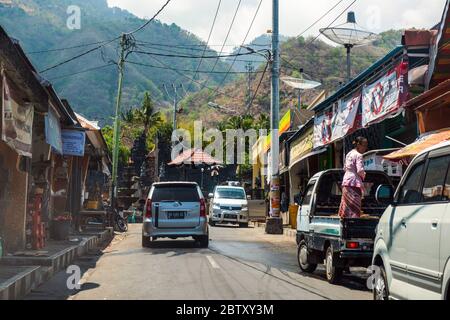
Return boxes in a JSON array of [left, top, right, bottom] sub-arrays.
[[208, 193, 214, 199], [376, 185, 394, 205], [247, 195, 251, 200]]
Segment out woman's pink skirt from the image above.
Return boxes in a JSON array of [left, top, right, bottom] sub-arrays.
[[338, 186, 362, 219]]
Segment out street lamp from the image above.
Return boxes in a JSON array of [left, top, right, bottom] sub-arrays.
[[320, 12, 380, 82]]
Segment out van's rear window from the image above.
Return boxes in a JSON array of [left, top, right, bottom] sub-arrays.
[[151, 185, 200, 202]]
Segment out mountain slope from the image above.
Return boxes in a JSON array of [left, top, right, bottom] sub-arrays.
[[178, 30, 404, 127], [0, 0, 235, 122]]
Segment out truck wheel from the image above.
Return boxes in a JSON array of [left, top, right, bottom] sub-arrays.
[[297, 240, 317, 273], [142, 236, 155, 248], [325, 245, 343, 284], [209, 221, 216, 227], [373, 265, 389, 300], [239, 222, 249, 228]]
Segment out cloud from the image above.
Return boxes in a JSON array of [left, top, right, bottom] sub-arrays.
[[107, 0, 447, 48]]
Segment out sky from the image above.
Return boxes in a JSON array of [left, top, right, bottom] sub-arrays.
[[107, 0, 447, 50]]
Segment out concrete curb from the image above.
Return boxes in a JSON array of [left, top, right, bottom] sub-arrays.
[[0, 229, 113, 300], [251, 222, 297, 240]]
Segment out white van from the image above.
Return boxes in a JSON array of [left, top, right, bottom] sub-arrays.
[[373, 141, 450, 300]]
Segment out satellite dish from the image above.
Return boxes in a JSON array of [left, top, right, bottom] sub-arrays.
[[319, 12, 380, 48], [281, 76, 322, 90], [320, 12, 380, 82]]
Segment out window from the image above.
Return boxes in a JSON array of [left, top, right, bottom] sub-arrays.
[[445, 161, 450, 201], [421, 156, 450, 203], [397, 161, 425, 205], [152, 185, 200, 202], [215, 188, 246, 200], [302, 182, 315, 205]]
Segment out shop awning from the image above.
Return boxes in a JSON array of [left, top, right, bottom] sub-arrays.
[[290, 147, 327, 170], [384, 129, 450, 160]]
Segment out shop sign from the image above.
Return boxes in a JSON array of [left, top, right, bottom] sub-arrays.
[[62, 130, 86, 156], [290, 128, 313, 167], [362, 61, 409, 127]]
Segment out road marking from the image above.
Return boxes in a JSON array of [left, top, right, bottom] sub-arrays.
[[206, 255, 220, 269]]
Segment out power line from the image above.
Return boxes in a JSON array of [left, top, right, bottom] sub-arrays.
[[282, 0, 358, 70], [127, 60, 263, 74], [189, 0, 223, 92], [125, 0, 173, 36], [295, 0, 346, 39], [248, 61, 270, 109], [47, 63, 116, 80], [132, 49, 266, 59], [141, 54, 234, 99], [211, 0, 264, 98], [207, 0, 243, 79], [135, 40, 269, 48], [308, 0, 358, 45], [39, 39, 119, 73], [27, 40, 113, 54], [39, 0, 172, 74]]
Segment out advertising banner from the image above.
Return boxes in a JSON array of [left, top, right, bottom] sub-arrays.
[[313, 92, 361, 148], [362, 61, 409, 127], [1, 74, 34, 157]]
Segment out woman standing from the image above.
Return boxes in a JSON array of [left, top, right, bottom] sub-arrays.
[[338, 137, 369, 219]]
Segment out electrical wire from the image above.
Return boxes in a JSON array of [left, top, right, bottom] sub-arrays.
[[211, 0, 264, 98], [308, 0, 358, 45], [188, 0, 223, 91], [47, 63, 116, 81], [247, 61, 270, 109], [140, 54, 234, 99], [207, 0, 243, 77], [127, 61, 263, 74], [27, 40, 113, 54], [39, 0, 172, 73], [132, 49, 267, 59], [125, 0, 172, 36], [295, 0, 346, 39]]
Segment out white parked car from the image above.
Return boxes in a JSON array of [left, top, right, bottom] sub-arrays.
[[208, 186, 249, 228], [373, 141, 450, 300]]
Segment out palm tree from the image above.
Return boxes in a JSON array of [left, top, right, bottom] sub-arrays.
[[134, 92, 162, 137]]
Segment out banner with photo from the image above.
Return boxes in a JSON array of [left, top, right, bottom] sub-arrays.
[[362, 61, 409, 127], [313, 92, 361, 148], [1, 74, 34, 157]]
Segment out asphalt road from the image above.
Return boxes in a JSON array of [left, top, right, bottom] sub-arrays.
[[25, 224, 372, 300]]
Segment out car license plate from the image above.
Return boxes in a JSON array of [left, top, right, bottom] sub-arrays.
[[167, 212, 185, 219], [224, 214, 236, 219]]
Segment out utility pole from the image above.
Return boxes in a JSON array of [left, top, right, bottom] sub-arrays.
[[172, 83, 178, 131], [110, 33, 134, 208], [266, 0, 283, 234], [245, 62, 254, 110]]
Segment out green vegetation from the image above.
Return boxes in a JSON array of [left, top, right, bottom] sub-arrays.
[[0, 0, 235, 123]]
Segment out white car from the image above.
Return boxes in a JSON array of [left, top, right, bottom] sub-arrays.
[[373, 141, 450, 300], [208, 186, 249, 228]]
